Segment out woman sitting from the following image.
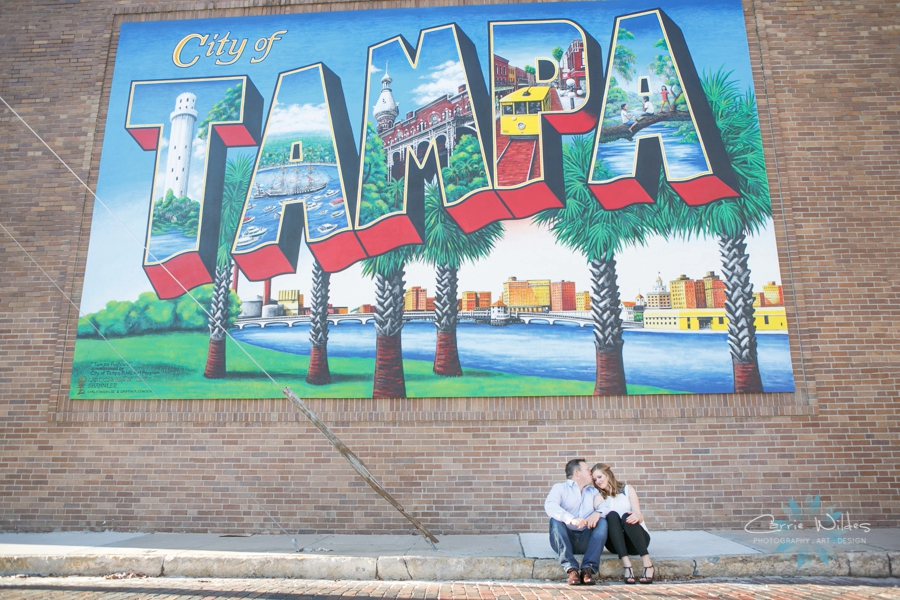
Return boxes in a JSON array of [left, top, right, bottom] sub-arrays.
[[591, 463, 654, 584]]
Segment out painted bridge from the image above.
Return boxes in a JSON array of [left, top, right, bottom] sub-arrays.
[[233, 311, 436, 329], [234, 310, 641, 330]]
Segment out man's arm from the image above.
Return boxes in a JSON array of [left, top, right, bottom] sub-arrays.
[[544, 484, 575, 524]]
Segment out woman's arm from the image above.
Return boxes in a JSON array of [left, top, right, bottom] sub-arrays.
[[626, 485, 643, 525], [593, 494, 611, 516]]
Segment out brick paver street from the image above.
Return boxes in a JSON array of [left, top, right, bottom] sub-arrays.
[[0, 576, 898, 599]]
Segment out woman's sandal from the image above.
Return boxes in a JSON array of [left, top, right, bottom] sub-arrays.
[[623, 566, 636, 584], [639, 565, 654, 584]]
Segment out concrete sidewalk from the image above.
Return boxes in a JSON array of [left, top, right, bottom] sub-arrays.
[[0, 529, 897, 580]]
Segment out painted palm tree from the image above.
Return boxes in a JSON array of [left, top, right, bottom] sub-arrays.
[[362, 246, 419, 398], [203, 153, 253, 378], [534, 134, 655, 395], [422, 181, 504, 376], [655, 68, 771, 392], [305, 258, 331, 385]]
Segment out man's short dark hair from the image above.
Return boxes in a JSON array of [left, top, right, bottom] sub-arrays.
[[565, 458, 586, 479]]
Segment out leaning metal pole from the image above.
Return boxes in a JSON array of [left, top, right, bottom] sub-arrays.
[[282, 387, 439, 545]]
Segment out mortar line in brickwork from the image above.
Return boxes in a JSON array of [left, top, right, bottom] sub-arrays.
[[0, 93, 438, 545], [745, 0, 811, 400], [0, 217, 296, 542]]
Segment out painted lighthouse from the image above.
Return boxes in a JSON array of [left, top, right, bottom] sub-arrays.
[[164, 92, 198, 199]]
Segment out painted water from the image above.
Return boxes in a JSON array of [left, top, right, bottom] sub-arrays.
[[239, 164, 346, 247], [598, 122, 709, 180], [147, 230, 196, 263], [232, 321, 795, 394]]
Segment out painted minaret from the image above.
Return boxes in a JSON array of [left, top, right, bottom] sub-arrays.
[[164, 92, 198, 199], [373, 63, 399, 134]]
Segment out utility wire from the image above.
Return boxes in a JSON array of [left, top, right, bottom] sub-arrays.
[[0, 219, 297, 548], [0, 93, 438, 546]]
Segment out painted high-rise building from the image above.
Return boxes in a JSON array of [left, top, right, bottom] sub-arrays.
[[670, 274, 706, 309], [702, 271, 726, 308], [503, 277, 550, 310], [575, 291, 591, 311], [550, 281, 576, 311], [404, 285, 427, 311], [461, 291, 492, 311], [646, 275, 671, 309], [164, 92, 198, 199], [763, 281, 784, 305]]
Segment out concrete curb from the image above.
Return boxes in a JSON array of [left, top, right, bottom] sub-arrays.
[[0, 551, 894, 580]]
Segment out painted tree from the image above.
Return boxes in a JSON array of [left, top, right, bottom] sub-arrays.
[[359, 123, 420, 398], [197, 83, 243, 140], [552, 46, 564, 85], [534, 134, 655, 395], [613, 28, 637, 83], [654, 68, 771, 392], [648, 39, 678, 87], [362, 246, 419, 398], [358, 124, 394, 225], [306, 258, 332, 385], [203, 153, 253, 378], [423, 137, 503, 376]]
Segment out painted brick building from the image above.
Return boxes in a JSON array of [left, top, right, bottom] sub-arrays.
[[0, 0, 898, 537]]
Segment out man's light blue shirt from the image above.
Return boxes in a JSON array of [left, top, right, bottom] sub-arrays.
[[544, 479, 598, 531]]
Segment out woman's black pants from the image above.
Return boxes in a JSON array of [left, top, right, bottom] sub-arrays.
[[604, 511, 650, 558]]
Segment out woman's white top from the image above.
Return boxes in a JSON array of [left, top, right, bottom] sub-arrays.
[[594, 484, 649, 532]]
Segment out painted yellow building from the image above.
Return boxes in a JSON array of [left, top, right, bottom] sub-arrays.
[[276, 289, 304, 315], [503, 277, 550, 309], [763, 281, 784, 305], [575, 291, 591, 311], [642, 307, 788, 331]]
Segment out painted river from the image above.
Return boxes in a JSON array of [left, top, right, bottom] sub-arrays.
[[231, 322, 795, 394]]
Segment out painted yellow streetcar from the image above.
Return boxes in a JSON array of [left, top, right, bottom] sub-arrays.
[[499, 86, 552, 136]]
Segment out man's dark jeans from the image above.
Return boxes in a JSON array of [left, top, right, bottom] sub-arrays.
[[548, 518, 608, 573]]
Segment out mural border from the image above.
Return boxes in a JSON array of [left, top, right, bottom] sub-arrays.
[[50, 0, 816, 423]]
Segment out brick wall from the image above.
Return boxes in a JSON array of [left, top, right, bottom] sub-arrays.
[[0, 0, 897, 534]]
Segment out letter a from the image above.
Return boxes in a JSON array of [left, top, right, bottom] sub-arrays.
[[588, 10, 740, 209], [232, 64, 366, 280]]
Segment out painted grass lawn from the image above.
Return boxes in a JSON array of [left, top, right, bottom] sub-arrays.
[[70, 331, 682, 399]]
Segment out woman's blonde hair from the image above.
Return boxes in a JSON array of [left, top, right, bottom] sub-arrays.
[[590, 463, 624, 499]]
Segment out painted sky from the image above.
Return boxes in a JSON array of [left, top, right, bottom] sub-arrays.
[[268, 68, 332, 137], [368, 27, 467, 113], [80, 0, 772, 314], [492, 21, 585, 75]]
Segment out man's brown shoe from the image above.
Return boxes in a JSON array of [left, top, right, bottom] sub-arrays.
[[581, 568, 596, 585], [567, 569, 582, 585]]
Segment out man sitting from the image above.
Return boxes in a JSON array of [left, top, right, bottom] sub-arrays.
[[629, 96, 656, 132], [544, 458, 608, 585]]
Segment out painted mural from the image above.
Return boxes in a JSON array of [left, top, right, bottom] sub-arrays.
[[71, 0, 796, 400]]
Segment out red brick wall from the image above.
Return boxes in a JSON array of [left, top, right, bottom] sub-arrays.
[[0, 0, 898, 534]]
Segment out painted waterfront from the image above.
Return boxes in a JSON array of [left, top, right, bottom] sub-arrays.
[[238, 164, 347, 248], [232, 321, 795, 394], [600, 122, 709, 179]]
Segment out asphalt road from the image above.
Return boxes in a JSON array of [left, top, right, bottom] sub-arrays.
[[0, 576, 898, 599]]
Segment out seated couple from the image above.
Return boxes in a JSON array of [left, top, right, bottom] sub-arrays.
[[544, 459, 653, 585]]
